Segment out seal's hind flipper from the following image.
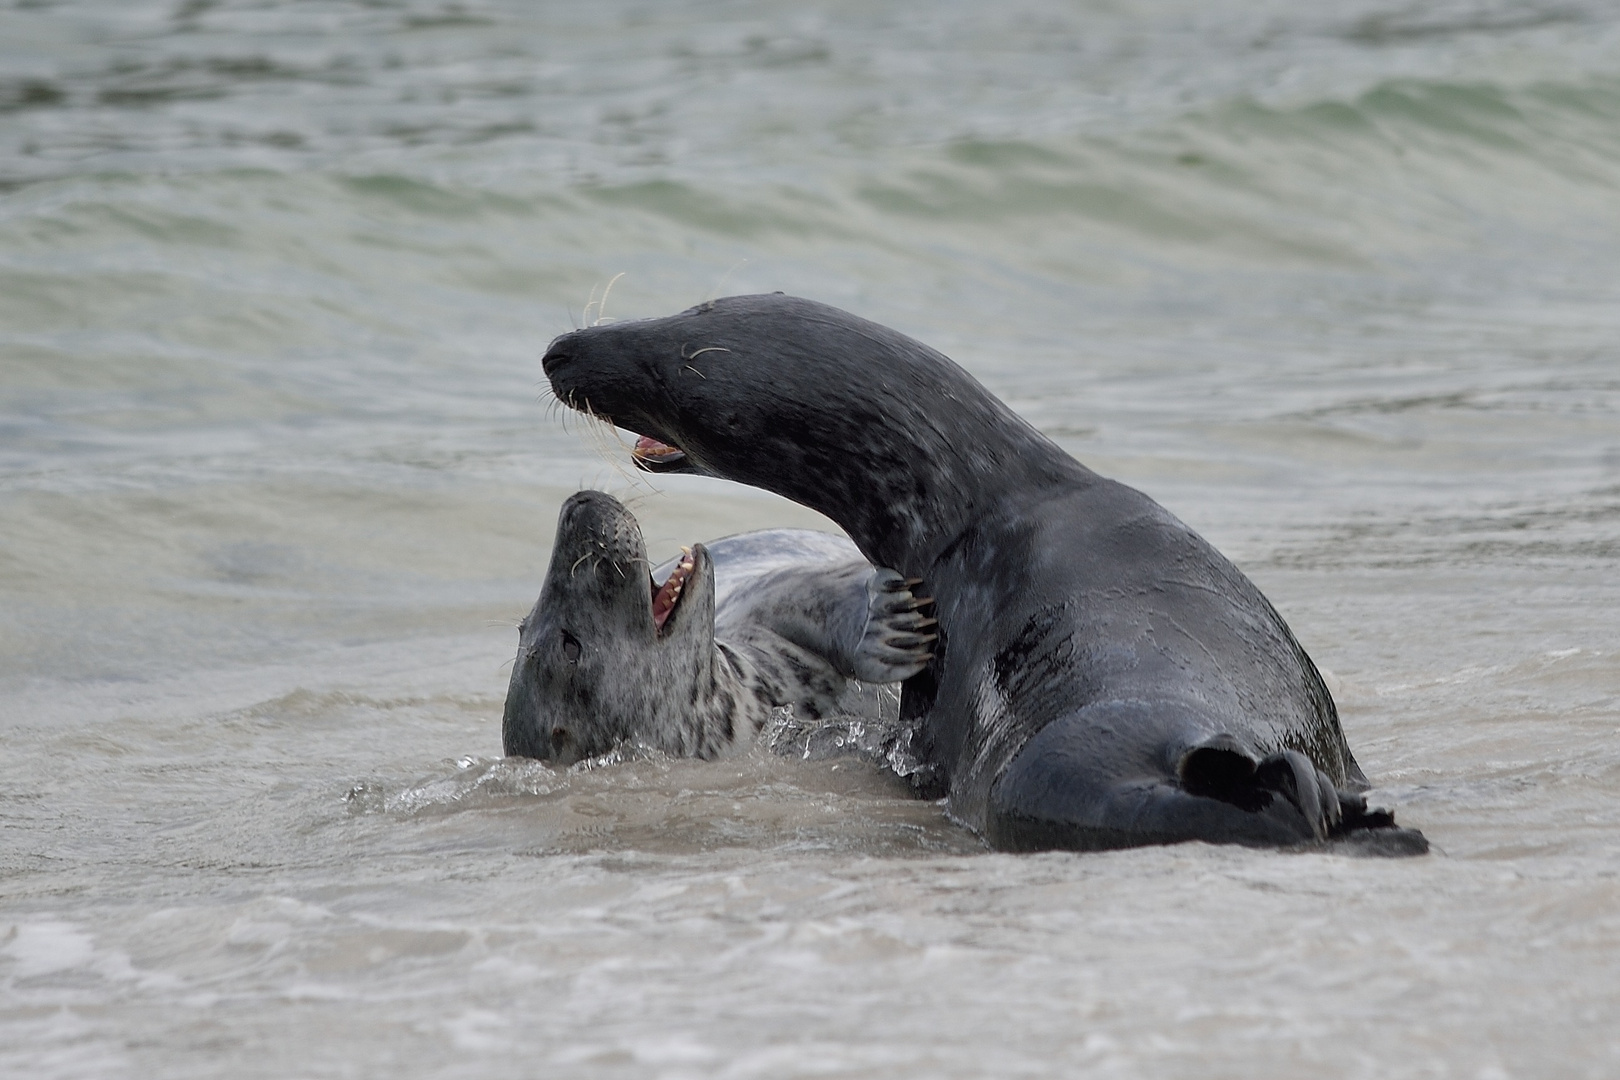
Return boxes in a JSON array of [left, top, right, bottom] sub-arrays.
[[1176, 741, 1334, 841], [1331, 788, 1429, 855], [1179, 736, 1425, 851], [850, 568, 937, 683]]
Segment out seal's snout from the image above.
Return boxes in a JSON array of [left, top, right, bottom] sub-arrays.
[[557, 488, 624, 535], [540, 333, 576, 377], [555, 490, 646, 570]]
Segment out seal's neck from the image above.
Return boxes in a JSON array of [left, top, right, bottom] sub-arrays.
[[756, 398, 1091, 578], [664, 642, 771, 756], [726, 304, 1096, 574]]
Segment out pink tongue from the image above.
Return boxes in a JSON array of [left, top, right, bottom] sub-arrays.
[[651, 573, 681, 631], [632, 435, 684, 463]]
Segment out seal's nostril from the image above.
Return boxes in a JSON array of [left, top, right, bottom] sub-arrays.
[[541, 330, 584, 376]]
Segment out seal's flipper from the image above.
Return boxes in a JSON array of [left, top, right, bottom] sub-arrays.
[[1179, 739, 1340, 841], [1178, 738, 1428, 850], [1330, 789, 1430, 855], [1256, 751, 1343, 840], [850, 568, 937, 684], [1333, 824, 1431, 856], [1166, 738, 1432, 854], [1335, 787, 1392, 830]]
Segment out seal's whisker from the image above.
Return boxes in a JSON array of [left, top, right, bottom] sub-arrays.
[[581, 280, 602, 327], [704, 258, 748, 303], [572, 398, 653, 493], [536, 382, 564, 421], [593, 272, 626, 326], [620, 490, 657, 512]]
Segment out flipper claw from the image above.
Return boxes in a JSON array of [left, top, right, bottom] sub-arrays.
[[852, 568, 938, 682]]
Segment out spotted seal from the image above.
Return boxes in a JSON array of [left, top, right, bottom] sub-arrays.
[[502, 490, 935, 766], [538, 294, 1426, 854]]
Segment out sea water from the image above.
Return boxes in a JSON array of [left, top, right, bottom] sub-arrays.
[[3, 2, 1619, 1076]]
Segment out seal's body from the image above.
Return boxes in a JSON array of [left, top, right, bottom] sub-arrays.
[[541, 295, 1425, 853], [503, 490, 933, 766]]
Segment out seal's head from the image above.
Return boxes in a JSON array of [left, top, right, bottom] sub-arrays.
[[541, 293, 1079, 572], [503, 490, 719, 765]]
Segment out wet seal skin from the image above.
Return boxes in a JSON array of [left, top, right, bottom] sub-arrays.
[[503, 490, 935, 767], [540, 294, 1428, 855]]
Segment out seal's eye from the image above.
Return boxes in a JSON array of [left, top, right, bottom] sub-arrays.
[[560, 630, 581, 665]]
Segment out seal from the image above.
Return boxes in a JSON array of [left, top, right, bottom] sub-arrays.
[[539, 294, 1427, 854], [502, 489, 935, 766]]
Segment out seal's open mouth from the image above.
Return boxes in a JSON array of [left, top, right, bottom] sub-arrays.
[[650, 546, 695, 634], [632, 435, 687, 472]]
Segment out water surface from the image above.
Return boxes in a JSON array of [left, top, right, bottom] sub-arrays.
[[3, 2, 1619, 1076]]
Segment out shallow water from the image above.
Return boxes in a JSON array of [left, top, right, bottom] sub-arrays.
[[3, 1, 1620, 1076]]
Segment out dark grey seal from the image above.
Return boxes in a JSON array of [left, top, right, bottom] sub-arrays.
[[503, 490, 935, 766], [539, 294, 1426, 854]]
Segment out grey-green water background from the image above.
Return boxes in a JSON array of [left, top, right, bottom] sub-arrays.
[[3, 1, 1619, 1076]]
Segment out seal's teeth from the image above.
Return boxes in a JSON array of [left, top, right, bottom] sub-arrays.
[[632, 435, 687, 469], [650, 547, 698, 634]]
